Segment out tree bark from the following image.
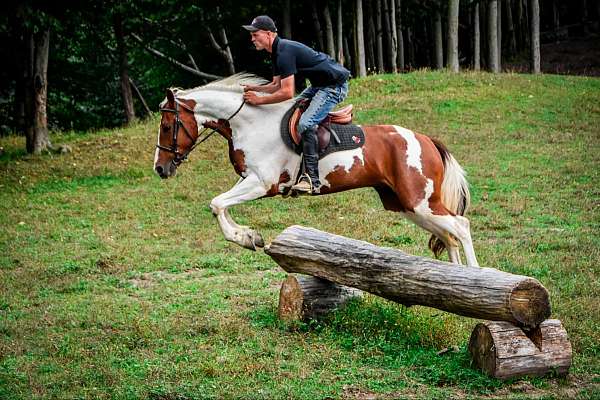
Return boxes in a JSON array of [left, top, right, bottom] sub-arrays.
[[396, 0, 404, 71], [388, 0, 398, 72], [529, 0, 540, 73], [489, 0, 500, 73], [278, 274, 362, 322], [447, 0, 460, 72], [113, 12, 136, 125], [356, 0, 367, 76], [13, 4, 27, 135], [311, 1, 325, 51], [374, 0, 385, 74], [381, 0, 393, 71], [323, 2, 336, 58], [366, 0, 376, 72], [474, 3, 481, 70], [265, 226, 552, 328], [434, 9, 444, 69], [469, 320, 572, 379], [24, 28, 51, 155], [406, 26, 414, 68], [497, 0, 502, 69], [337, 0, 345, 65], [505, 0, 517, 56], [282, 0, 292, 38]]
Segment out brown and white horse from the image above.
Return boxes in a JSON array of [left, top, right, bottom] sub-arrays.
[[154, 74, 479, 266]]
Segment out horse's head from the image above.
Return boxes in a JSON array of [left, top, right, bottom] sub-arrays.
[[154, 88, 199, 179]]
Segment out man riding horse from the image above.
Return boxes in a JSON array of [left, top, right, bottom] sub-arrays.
[[242, 15, 350, 194]]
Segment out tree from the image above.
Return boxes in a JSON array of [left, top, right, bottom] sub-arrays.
[[473, 2, 481, 70], [311, 1, 325, 51], [530, 0, 540, 73], [356, 0, 367, 76], [337, 0, 345, 65], [375, 0, 385, 72], [113, 11, 136, 124], [396, 0, 404, 71], [447, 0, 460, 72], [489, 0, 500, 73], [388, 0, 398, 72], [282, 0, 292, 38], [434, 8, 444, 69], [323, 2, 336, 58]]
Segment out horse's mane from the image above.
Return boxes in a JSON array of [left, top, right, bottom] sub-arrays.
[[176, 73, 269, 96]]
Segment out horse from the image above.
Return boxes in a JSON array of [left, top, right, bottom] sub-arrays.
[[154, 73, 479, 267]]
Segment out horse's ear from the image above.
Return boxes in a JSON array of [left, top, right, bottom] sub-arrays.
[[166, 88, 175, 105]]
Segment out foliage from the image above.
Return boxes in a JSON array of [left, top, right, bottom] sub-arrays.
[[1, 71, 599, 398]]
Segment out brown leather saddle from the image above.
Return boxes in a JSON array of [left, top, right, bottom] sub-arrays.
[[289, 99, 354, 151]]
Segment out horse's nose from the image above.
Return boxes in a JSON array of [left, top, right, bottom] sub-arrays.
[[155, 165, 164, 176]]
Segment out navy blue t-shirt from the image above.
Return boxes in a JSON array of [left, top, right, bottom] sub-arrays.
[[271, 37, 350, 87]]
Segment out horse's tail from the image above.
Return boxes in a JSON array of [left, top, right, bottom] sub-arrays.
[[428, 138, 471, 258]]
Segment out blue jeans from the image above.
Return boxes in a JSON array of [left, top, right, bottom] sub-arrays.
[[296, 81, 349, 134]]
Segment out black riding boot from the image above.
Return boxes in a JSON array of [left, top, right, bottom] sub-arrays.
[[292, 127, 321, 194]]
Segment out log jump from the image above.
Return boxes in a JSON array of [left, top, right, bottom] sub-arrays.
[[264, 225, 571, 379]]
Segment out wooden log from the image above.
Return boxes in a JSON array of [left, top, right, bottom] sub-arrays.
[[469, 319, 572, 379], [278, 274, 362, 322], [264, 225, 551, 327]]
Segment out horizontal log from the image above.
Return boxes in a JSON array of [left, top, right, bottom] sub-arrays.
[[468, 319, 572, 379], [265, 226, 551, 327], [278, 274, 362, 322]]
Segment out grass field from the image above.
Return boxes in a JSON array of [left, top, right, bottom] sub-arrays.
[[1, 71, 599, 399]]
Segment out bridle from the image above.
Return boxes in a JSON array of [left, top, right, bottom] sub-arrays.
[[157, 98, 245, 166]]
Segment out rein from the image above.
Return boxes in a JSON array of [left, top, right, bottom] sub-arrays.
[[158, 98, 245, 165]]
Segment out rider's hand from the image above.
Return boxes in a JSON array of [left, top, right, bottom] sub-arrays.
[[242, 85, 254, 92], [243, 91, 262, 105]]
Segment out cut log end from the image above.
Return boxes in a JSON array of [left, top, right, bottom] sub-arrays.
[[278, 274, 362, 322], [469, 319, 572, 380], [509, 279, 551, 327]]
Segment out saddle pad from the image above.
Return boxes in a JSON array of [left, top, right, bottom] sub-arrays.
[[280, 103, 365, 159]]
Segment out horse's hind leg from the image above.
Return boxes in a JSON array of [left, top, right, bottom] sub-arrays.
[[415, 211, 479, 267]]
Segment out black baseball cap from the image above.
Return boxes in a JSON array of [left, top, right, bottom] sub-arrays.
[[242, 15, 277, 32]]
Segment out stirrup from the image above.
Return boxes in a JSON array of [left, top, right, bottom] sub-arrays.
[[291, 174, 316, 195]]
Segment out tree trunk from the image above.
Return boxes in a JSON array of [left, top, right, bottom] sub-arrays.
[[311, 1, 325, 51], [356, 0, 367, 77], [474, 3, 481, 70], [497, 0, 502, 70], [489, 0, 500, 72], [447, 0, 460, 72], [396, 0, 404, 71], [24, 28, 51, 155], [381, 0, 393, 71], [113, 13, 136, 125], [388, 0, 398, 72], [278, 274, 362, 322], [217, 27, 235, 75], [434, 9, 444, 69], [13, 4, 27, 135], [337, 0, 345, 65], [323, 2, 336, 58], [529, 0, 540, 73], [344, 35, 352, 71], [406, 26, 414, 68], [282, 0, 292, 38], [505, 0, 517, 56], [129, 78, 151, 116], [374, 0, 385, 74], [469, 320, 572, 379], [366, 0, 376, 72], [265, 226, 552, 328]]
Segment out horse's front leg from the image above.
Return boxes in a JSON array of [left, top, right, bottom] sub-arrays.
[[209, 174, 268, 250]]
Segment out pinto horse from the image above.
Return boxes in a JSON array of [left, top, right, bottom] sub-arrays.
[[154, 74, 479, 266]]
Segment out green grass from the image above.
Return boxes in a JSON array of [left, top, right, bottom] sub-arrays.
[[1, 70, 599, 399]]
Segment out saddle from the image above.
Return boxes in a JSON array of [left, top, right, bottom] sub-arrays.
[[289, 99, 354, 151]]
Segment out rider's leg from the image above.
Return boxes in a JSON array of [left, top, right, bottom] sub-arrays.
[[292, 83, 348, 194]]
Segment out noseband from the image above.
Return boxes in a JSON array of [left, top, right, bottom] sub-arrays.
[[158, 98, 245, 166]]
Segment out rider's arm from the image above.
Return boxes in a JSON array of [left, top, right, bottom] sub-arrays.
[[244, 76, 281, 94], [251, 75, 295, 104]]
